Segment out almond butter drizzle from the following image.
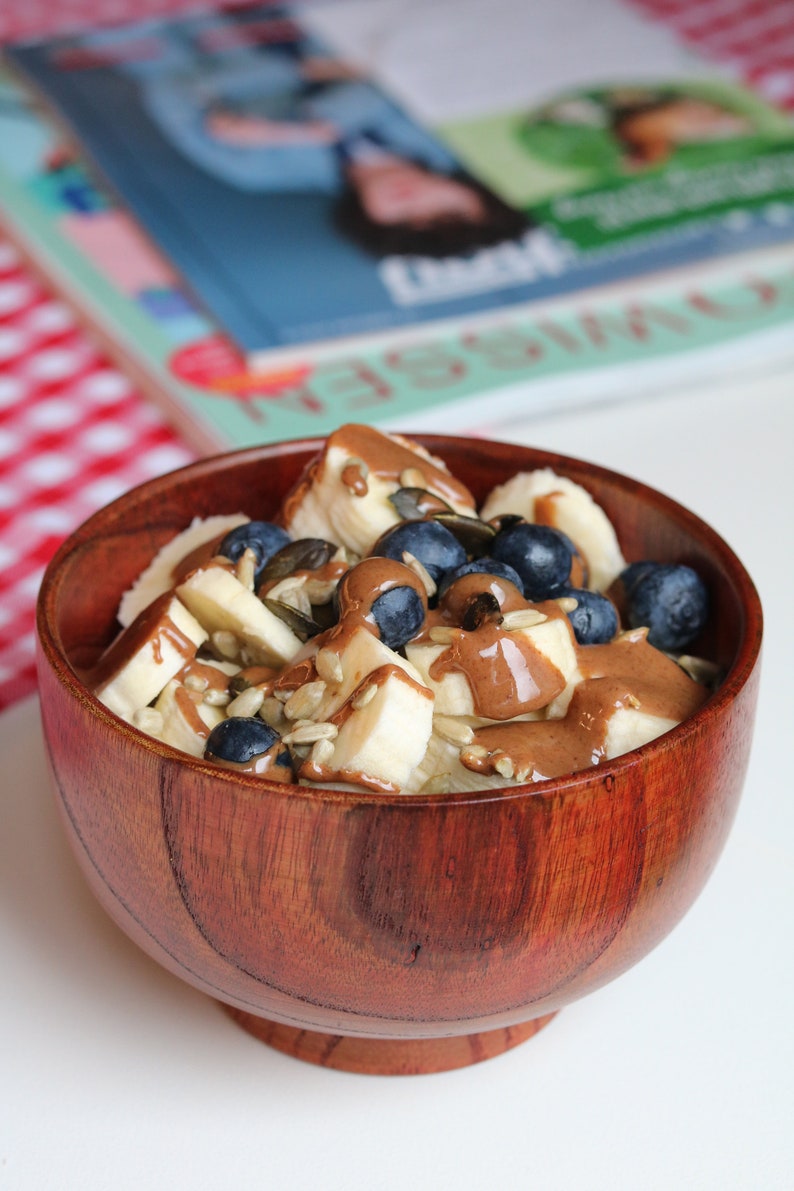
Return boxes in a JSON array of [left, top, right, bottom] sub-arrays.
[[174, 683, 211, 737], [178, 658, 232, 692], [430, 621, 566, 719], [464, 634, 707, 781], [91, 592, 198, 687], [282, 424, 476, 521], [337, 557, 427, 622], [435, 571, 526, 625], [341, 461, 369, 497]]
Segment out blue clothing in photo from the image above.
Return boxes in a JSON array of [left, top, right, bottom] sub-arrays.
[[84, 14, 460, 194], [142, 67, 460, 193]]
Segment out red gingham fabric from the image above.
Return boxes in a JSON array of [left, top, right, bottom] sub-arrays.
[[0, 239, 194, 711], [630, 0, 794, 111], [0, 0, 792, 712]]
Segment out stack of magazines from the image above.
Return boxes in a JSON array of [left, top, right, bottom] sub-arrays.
[[1, 0, 793, 449]]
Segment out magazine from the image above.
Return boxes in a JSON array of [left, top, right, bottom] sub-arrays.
[[2, 59, 794, 453], [6, 0, 794, 370]]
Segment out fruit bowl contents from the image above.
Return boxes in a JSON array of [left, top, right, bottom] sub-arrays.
[[35, 430, 762, 1075], [88, 424, 714, 795]]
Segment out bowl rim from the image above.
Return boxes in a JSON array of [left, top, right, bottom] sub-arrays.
[[36, 432, 764, 810]]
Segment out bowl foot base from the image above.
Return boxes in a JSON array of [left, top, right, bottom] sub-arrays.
[[223, 1006, 557, 1075]]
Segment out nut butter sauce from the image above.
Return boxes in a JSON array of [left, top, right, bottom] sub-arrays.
[[430, 623, 566, 720], [463, 629, 707, 782], [281, 423, 475, 523], [90, 592, 198, 687]]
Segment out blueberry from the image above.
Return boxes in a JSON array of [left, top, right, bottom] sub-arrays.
[[624, 563, 709, 652], [618, 561, 659, 595], [218, 521, 291, 583], [561, 587, 618, 645], [204, 717, 286, 766], [437, 557, 525, 598], [491, 523, 573, 601], [372, 520, 466, 584], [370, 584, 426, 650]]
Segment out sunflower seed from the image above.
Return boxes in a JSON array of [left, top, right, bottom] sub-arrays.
[[284, 681, 327, 721], [399, 467, 427, 490], [493, 754, 515, 780], [133, 708, 163, 736], [460, 744, 488, 763], [315, 648, 344, 685], [401, 551, 437, 598], [283, 720, 338, 745], [211, 630, 239, 660], [258, 696, 286, 728], [429, 626, 458, 645], [309, 738, 335, 766], [351, 683, 377, 710], [226, 686, 265, 718], [501, 608, 548, 630], [433, 715, 475, 747], [183, 673, 209, 693], [236, 547, 257, 591], [554, 596, 578, 613]]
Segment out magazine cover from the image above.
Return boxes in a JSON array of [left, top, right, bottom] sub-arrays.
[[3, 57, 794, 454], [5, 4, 567, 364], [8, 0, 794, 367]]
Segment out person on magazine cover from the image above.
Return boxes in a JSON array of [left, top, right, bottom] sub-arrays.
[[97, 16, 528, 258], [521, 84, 757, 181], [607, 89, 753, 168]]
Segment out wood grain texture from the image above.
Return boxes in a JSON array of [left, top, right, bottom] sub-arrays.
[[35, 436, 763, 1074]]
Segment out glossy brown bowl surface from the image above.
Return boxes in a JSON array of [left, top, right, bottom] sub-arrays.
[[36, 435, 762, 1074]]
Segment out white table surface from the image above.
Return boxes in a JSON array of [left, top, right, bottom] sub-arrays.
[[3, 370, 793, 1191]]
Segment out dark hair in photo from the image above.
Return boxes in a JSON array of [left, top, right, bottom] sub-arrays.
[[333, 169, 532, 258]]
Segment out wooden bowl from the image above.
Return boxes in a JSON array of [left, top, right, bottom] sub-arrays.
[[36, 435, 762, 1075]]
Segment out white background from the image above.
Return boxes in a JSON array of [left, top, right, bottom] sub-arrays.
[[305, 0, 705, 123], [2, 368, 792, 1190]]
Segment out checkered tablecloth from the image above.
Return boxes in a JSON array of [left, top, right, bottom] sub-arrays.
[[1, 0, 792, 713], [0, 239, 195, 711]]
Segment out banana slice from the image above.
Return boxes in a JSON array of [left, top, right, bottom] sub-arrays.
[[93, 593, 208, 720], [405, 614, 578, 720], [153, 658, 239, 756], [176, 565, 303, 667], [299, 664, 434, 792], [281, 424, 478, 556], [604, 706, 678, 757], [309, 625, 425, 721], [480, 469, 626, 592], [154, 678, 226, 757], [118, 513, 249, 628], [408, 728, 507, 794]]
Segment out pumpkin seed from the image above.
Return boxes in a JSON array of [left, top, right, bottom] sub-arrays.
[[461, 591, 503, 632], [433, 512, 495, 556], [262, 598, 322, 641], [388, 487, 454, 520], [258, 538, 337, 584]]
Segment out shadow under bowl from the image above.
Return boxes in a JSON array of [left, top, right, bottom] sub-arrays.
[[36, 435, 762, 1075]]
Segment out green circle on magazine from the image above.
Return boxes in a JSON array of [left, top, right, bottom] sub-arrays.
[[518, 120, 621, 173]]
